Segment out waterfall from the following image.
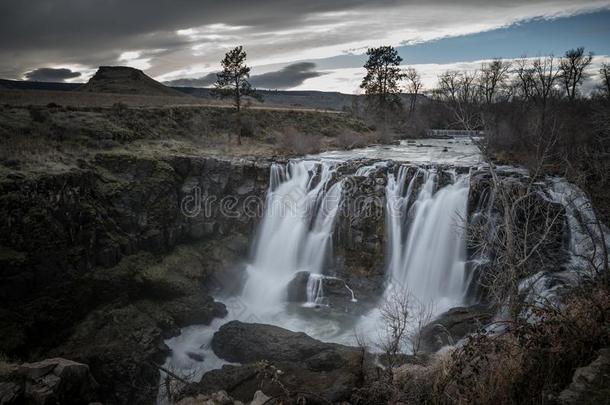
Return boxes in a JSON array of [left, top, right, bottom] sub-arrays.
[[386, 167, 470, 310], [242, 160, 343, 311], [305, 274, 326, 307]]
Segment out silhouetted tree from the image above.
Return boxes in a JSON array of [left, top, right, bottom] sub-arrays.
[[599, 63, 610, 98], [435, 70, 481, 129], [513, 57, 535, 101], [479, 59, 512, 104], [404, 67, 422, 118], [213, 46, 262, 144], [560, 47, 593, 100], [360, 46, 405, 125]]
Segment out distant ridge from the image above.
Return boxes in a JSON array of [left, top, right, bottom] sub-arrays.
[[0, 79, 80, 92], [0, 75, 428, 111], [173, 86, 428, 111], [79, 66, 186, 97]]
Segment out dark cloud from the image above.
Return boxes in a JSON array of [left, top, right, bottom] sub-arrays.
[[250, 63, 325, 89], [24, 67, 81, 82], [164, 72, 218, 87], [0, 1, 606, 81], [163, 63, 324, 89]]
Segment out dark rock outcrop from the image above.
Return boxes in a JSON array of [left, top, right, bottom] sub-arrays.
[[0, 154, 270, 404], [80, 66, 188, 97], [286, 271, 361, 313], [0, 358, 99, 404], [183, 321, 375, 403], [285, 271, 310, 303], [420, 304, 494, 352], [558, 348, 610, 405], [334, 168, 387, 279]]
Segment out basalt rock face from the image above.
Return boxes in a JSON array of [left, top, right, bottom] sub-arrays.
[[0, 154, 271, 403], [182, 321, 376, 403], [334, 167, 387, 278]]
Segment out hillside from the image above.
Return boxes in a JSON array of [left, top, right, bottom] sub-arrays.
[[79, 66, 187, 97]]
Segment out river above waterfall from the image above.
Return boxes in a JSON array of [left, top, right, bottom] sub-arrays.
[[311, 137, 482, 166]]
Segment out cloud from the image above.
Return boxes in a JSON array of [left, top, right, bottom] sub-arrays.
[[163, 62, 325, 89], [23, 67, 81, 82], [164, 72, 218, 87], [291, 55, 610, 94], [250, 62, 325, 89], [1, 0, 609, 83]]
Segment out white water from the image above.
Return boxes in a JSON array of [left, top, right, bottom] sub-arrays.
[[385, 167, 470, 311], [160, 142, 481, 399], [517, 178, 610, 313], [241, 160, 343, 312]]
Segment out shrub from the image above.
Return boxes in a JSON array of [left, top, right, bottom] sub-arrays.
[[275, 126, 322, 155], [239, 114, 258, 138], [28, 106, 50, 123], [111, 102, 129, 115], [334, 130, 368, 150]]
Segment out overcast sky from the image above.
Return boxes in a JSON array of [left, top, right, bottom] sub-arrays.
[[1, 0, 609, 93]]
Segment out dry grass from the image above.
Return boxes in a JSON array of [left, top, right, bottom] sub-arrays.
[[274, 126, 323, 155]]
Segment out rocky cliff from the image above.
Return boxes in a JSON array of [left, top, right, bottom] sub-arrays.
[[0, 152, 272, 403]]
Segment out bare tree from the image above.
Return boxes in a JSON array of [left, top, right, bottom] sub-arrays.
[[599, 63, 610, 98], [479, 59, 512, 104], [435, 70, 482, 129], [404, 67, 423, 118], [437, 70, 460, 102], [470, 131, 564, 316], [530, 56, 561, 106], [513, 57, 535, 101], [407, 299, 435, 357], [378, 288, 411, 381], [560, 47, 593, 101]]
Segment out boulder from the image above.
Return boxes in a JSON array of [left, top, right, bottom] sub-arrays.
[[558, 348, 610, 404], [286, 271, 359, 311], [420, 304, 493, 352], [174, 390, 241, 405], [285, 271, 309, 303], [0, 358, 99, 405], [183, 321, 375, 403]]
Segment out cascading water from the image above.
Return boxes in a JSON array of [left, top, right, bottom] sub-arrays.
[[385, 167, 470, 311], [241, 160, 343, 312], [305, 274, 326, 306]]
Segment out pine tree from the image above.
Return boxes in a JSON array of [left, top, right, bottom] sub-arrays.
[[213, 46, 262, 144]]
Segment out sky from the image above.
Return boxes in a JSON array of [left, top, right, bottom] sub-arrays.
[[1, 0, 610, 93]]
